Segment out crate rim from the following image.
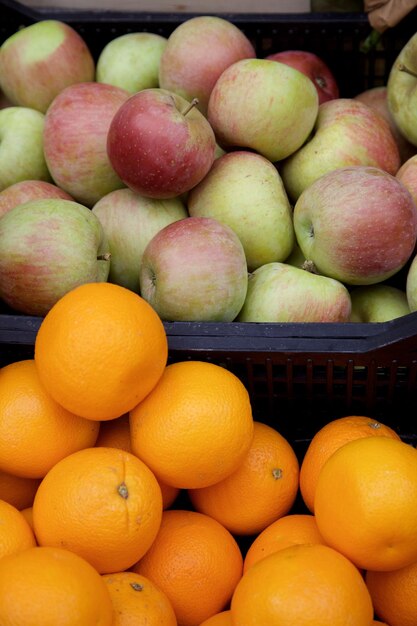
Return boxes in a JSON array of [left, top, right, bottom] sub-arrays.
[[2, 311, 417, 356], [2, 0, 417, 365], [0, 0, 373, 25]]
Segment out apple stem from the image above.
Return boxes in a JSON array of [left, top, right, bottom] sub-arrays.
[[182, 98, 199, 116], [97, 252, 111, 261], [397, 63, 417, 79]]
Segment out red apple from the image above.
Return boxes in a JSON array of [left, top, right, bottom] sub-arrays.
[[355, 86, 416, 164], [43, 81, 130, 207], [396, 154, 417, 206], [0, 20, 95, 113], [107, 88, 216, 199], [294, 166, 417, 286], [158, 16, 255, 116], [266, 50, 339, 104], [0, 180, 73, 218], [139, 216, 248, 322]]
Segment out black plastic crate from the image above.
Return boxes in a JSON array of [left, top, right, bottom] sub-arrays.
[[1, 0, 417, 450], [2, 312, 417, 454], [1, 0, 417, 97]]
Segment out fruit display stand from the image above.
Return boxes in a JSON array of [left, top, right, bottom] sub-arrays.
[[1, 0, 417, 456]]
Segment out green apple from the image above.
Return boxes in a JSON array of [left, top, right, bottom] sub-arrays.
[[208, 58, 319, 162], [96, 32, 167, 94], [0, 106, 51, 192], [406, 253, 417, 311], [188, 151, 294, 271], [349, 284, 410, 322], [0, 198, 110, 316], [214, 143, 226, 160], [280, 98, 401, 203], [387, 31, 417, 147], [285, 241, 306, 268], [237, 262, 351, 323], [92, 188, 187, 293]]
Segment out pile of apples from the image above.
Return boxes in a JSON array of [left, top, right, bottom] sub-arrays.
[[1, 14, 417, 324]]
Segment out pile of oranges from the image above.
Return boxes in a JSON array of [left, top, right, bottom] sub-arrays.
[[0, 281, 416, 625]]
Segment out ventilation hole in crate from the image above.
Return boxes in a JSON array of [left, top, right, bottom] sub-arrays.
[[407, 361, 417, 393]]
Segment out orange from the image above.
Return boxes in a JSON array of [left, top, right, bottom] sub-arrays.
[[32, 446, 163, 574], [0, 546, 113, 625], [132, 509, 243, 626], [299, 415, 401, 512], [243, 513, 326, 572], [34, 282, 168, 421], [230, 544, 374, 626], [96, 413, 180, 509], [199, 611, 232, 626], [189, 421, 299, 535], [0, 469, 41, 509], [0, 359, 99, 478], [158, 480, 179, 510], [0, 498, 36, 558], [314, 436, 417, 571], [103, 571, 177, 626], [96, 413, 132, 451], [130, 360, 254, 489], [21, 506, 35, 533], [372, 622, 389, 625], [366, 559, 417, 626]]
